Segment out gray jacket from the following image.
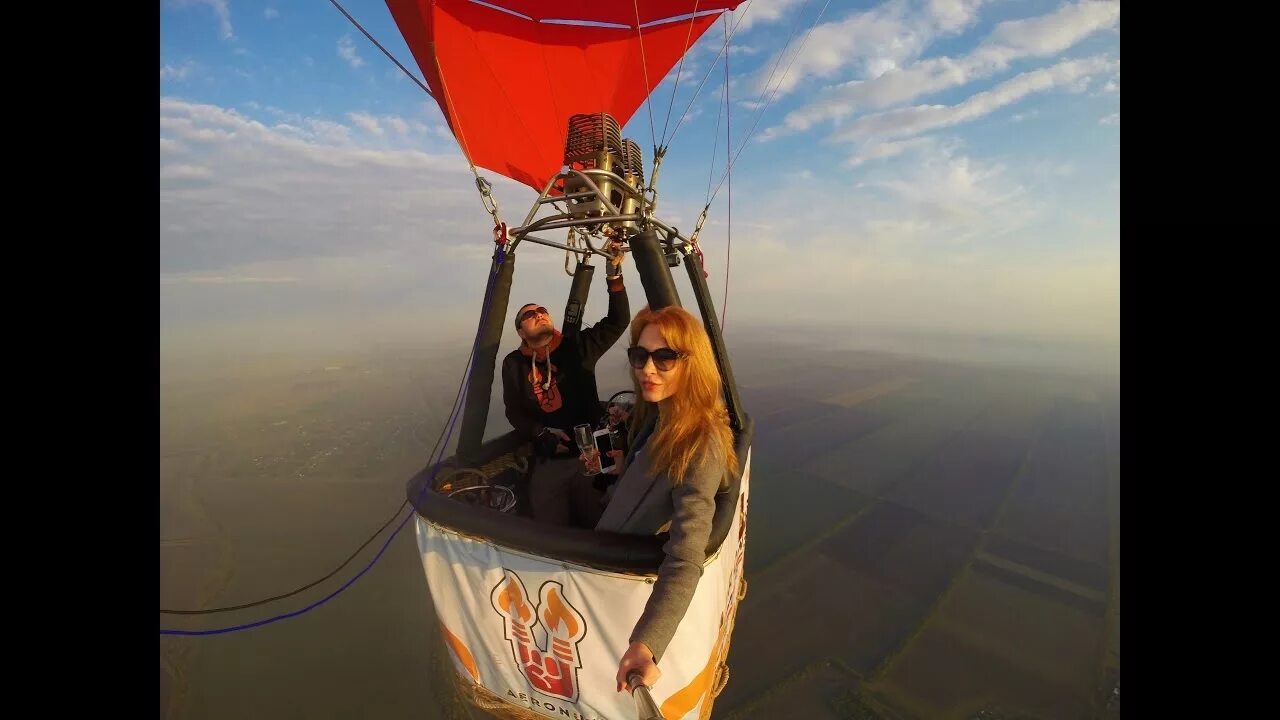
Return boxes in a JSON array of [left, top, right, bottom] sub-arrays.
[[595, 412, 730, 662]]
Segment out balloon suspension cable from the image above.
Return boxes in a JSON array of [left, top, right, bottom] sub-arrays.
[[658, 0, 704, 146], [426, 48, 506, 235], [709, 0, 834, 205], [665, 2, 755, 149], [632, 0, 658, 153], [564, 228, 580, 276], [327, 0, 433, 98], [645, 145, 669, 221], [474, 174, 500, 222], [687, 205, 710, 278], [473, 172, 508, 246], [327, 0, 507, 243]]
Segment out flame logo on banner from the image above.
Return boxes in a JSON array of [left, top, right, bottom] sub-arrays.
[[491, 570, 587, 703]]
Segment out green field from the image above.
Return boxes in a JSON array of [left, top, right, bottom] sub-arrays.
[[160, 333, 1119, 719]]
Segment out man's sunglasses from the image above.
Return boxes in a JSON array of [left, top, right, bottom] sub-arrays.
[[627, 346, 686, 371], [518, 306, 549, 324]]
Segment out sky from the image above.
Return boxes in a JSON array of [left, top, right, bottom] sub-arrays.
[[159, 0, 1120, 361]]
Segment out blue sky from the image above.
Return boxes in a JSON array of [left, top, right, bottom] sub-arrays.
[[160, 0, 1119, 359]]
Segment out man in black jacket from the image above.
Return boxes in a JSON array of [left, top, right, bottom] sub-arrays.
[[502, 245, 629, 524]]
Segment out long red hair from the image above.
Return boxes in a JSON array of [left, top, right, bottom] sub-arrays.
[[628, 306, 738, 486]]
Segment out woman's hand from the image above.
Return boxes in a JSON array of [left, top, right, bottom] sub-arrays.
[[616, 640, 660, 692]]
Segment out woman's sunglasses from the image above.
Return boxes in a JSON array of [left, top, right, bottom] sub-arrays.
[[627, 346, 685, 371]]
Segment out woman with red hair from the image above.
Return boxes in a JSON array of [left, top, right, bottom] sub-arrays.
[[596, 305, 740, 693]]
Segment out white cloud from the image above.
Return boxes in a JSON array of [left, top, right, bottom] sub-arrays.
[[172, 0, 233, 40], [160, 138, 183, 153], [832, 56, 1117, 143], [773, 0, 1120, 136], [979, 1, 1119, 61], [674, 149, 1117, 346], [869, 155, 1031, 240], [159, 97, 512, 281], [1011, 109, 1039, 123], [302, 119, 353, 145], [1030, 160, 1075, 178], [161, 274, 299, 285], [752, 0, 987, 97], [384, 116, 411, 135], [263, 105, 306, 125], [343, 113, 416, 138], [161, 164, 213, 181], [156, 98, 1118, 358], [160, 62, 193, 82], [264, 7, 280, 20], [681, 105, 704, 126], [338, 35, 364, 68], [160, 248, 499, 357], [348, 112, 384, 136], [846, 136, 938, 167], [160, 115, 236, 143], [1099, 112, 1119, 125], [732, 0, 811, 32], [926, 0, 986, 32]]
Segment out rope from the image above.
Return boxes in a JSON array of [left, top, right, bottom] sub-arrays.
[[704, 15, 729, 207], [632, 0, 658, 153], [477, 452, 530, 478], [664, 1, 755, 149], [707, 577, 750, 704], [159, 499, 410, 615], [435, 467, 488, 493], [326, 0, 505, 228], [722, 35, 732, 331], [659, 0, 703, 146], [712, 663, 731, 698], [430, 52, 505, 227], [159, 276, 514, 616], [737, 0, 808, 139], [707, 0, 834, 205], [434, 451, 529, 516], [451, 674, 553, 720], [326, 0, 433, 97], [474, 174, 502, 227], [565, 228, 579, 276], [159, 248, 508, 635]]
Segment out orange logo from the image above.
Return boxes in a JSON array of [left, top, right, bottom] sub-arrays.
[[529, 363, 563, 412], [491, 570, 587, 703]]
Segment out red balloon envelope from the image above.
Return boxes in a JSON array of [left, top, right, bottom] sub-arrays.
[[387, 0, 744, 191]]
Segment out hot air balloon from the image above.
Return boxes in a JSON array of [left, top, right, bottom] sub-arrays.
[[386, 2, 753, 717]]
